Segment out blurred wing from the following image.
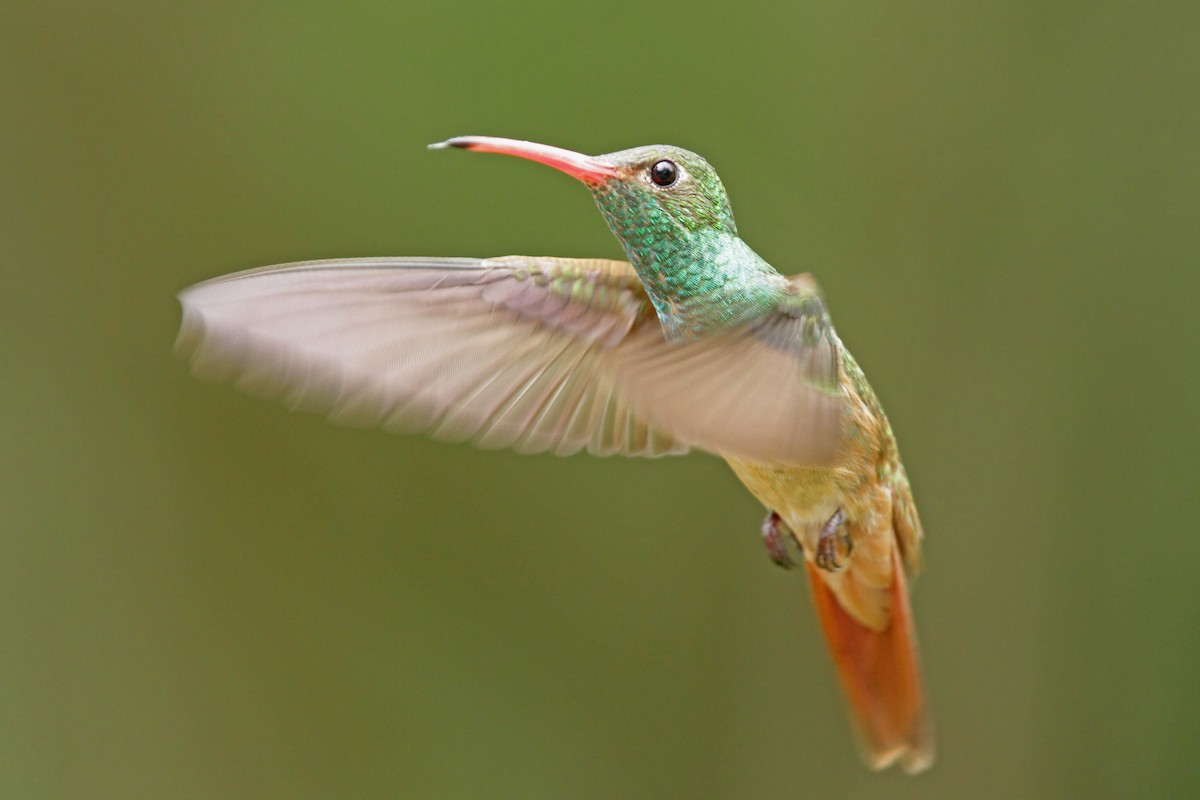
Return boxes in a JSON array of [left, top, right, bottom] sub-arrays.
[[177, 258, 842, 464], [609, 272, 842, 465], [178, 256, 683, 457]]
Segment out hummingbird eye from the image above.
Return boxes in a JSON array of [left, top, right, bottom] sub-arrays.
[[649, 160, 678, 187]]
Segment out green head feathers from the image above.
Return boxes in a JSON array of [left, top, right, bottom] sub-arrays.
[[589, 145, 737, 241], [586, 144, 783, 340]]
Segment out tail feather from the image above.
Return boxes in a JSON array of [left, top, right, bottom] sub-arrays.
[[804, 546, 934, 773]]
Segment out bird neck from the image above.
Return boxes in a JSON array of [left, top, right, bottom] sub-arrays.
[[590, 179, 786, 341], [592, 192, 785, 340]]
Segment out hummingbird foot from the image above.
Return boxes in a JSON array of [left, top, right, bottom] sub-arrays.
[[760, 511, 800, 569], [814, 508, 851, 572]]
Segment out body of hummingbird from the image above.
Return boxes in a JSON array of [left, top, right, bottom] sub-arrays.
[[177, 136, 933, 773]]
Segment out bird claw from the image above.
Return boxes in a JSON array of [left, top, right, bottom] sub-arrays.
[[761, 511, 799, 570], [814, 508, 851, 572]]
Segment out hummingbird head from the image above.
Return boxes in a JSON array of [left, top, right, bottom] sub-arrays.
[[430, 136, 737, 248], [432, 136, 778, 340]]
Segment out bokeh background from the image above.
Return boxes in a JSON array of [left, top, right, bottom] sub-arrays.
[[4, 2, 1198, 798]]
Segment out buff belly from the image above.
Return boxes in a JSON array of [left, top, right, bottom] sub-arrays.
[[724, 456, 898, 631]]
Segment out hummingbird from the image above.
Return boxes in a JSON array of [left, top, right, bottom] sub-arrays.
[[177, 136, 934, 773]]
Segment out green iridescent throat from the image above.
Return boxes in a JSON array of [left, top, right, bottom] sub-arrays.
[[591, 178, 784, 342]]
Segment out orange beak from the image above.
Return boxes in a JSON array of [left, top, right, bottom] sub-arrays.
[[430, 136, 618, 185]]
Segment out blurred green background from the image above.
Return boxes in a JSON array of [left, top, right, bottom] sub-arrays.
[[3, 1, 1198, 797]]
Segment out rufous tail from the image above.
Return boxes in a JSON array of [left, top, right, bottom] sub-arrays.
[[804, 546, 934, 773]]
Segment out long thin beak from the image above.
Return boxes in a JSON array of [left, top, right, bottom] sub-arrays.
[[429, 136, 618, 184]]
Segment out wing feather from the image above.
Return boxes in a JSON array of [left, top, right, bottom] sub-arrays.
[[178, 257, 685, 457], [177, 257, 842, 464]]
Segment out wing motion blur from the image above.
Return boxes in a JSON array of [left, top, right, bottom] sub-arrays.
[[177, 256, 842, 464]]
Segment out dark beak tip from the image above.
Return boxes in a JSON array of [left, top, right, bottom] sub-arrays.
[[427, 137, 472, 151]]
